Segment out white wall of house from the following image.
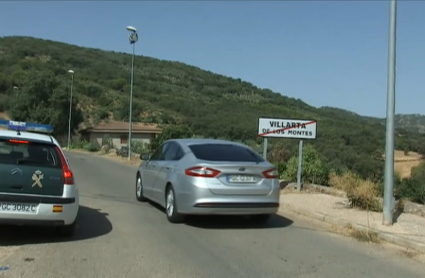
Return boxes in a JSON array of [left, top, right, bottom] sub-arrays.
[[88, 132, 155, 149]]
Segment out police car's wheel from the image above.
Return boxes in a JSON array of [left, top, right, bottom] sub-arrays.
[[136, 173, 148, 202], [57, 220, 76, 237]]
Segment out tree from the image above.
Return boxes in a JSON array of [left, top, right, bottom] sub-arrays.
[[149, 124, 193, 151], [404, 146, 409, 156], [8, 71, 83, 135]]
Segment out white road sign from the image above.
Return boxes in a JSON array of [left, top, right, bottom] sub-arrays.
[[257, 117, 317, 139]]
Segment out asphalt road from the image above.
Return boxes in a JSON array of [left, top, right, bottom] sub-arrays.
[[0, 151, 424, 278]]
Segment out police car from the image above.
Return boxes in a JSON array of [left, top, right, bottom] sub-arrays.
[[0, 120, 79, 236]]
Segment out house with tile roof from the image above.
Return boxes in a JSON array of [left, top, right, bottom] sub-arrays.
[[80, 121, 162, 149]]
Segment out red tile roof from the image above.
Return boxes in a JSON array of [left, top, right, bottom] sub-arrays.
[[82, 121, 162, 134]]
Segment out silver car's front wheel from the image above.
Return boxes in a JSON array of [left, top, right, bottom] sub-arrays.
[[165, 185, 185, 223], [136, 174, 147, 202]]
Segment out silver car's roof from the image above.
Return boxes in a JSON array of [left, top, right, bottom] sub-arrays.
[[166, 138, 247, 147]]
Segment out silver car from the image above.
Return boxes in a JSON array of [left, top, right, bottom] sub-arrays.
[[135, 138, 280, 224]]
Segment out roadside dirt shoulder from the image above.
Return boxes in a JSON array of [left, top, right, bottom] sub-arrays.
[[66, 149, 140, 167]]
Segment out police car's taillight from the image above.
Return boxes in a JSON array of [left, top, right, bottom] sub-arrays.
[[55, 146, 74, 185], [8, 139, 29, 144]]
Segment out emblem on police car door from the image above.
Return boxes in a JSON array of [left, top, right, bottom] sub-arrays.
[[32, 170, 44, 188], [11, 168, 23, 176]]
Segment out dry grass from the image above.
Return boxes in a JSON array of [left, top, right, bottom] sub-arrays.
[[0, 112, 10, 120], [329, 172, 382, 212], [393, 150, 423, 178], [331, 223, 380, 244], [401, 249, 418, 259], [394, 150, 422, 161], [395, 160, 422, 178], [101, 149, 141, 166], [348, 227, 380, 243]]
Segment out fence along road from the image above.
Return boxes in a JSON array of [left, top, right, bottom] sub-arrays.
[[0, 151, 424, 278]]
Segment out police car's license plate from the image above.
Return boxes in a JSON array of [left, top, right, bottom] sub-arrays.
[[0, 203, 38, 213]]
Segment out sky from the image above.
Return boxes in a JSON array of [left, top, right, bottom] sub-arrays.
[[0, 0, 424, 118]]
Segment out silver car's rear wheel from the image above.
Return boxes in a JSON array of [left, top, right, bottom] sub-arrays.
[[166, 190, 174, 217], [136, 174, 147, 202], [165, 185, 185, 223]]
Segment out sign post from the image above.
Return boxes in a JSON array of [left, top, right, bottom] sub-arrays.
[[262, 137, 268, 160], [296, 140, 303, 191], [257, 117, 318, 190]]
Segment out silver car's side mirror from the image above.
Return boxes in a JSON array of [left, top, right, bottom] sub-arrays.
[[140, 153, 150, 161]]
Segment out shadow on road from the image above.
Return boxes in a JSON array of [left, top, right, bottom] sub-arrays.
[[148, 201, 293, 229], [0, 206, 112, 246], [185, 214, 293, 230]]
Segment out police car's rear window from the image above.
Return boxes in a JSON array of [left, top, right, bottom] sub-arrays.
[[0, 138, 62, 168]]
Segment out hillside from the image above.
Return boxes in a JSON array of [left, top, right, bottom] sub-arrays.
[[377, 114, 425, 134], [0, 36, 425, 181]]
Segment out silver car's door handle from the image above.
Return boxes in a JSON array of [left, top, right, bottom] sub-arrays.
[[151, 163, 157, 167]]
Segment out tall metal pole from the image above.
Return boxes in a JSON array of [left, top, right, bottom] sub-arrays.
[[128, 42, 135, 161], [67, 73, 74, 150], [383, 0, 397, 226]]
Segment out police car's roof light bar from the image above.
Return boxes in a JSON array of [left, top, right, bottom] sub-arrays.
[[0, 119, 54, 134]]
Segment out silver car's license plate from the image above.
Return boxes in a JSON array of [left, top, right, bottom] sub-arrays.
[[227, 175, 256, 183], [0, 203, 38, 214]]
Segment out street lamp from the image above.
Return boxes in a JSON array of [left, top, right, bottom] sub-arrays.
[[383, 0, 397, 225], [126, 25, 138, 161], [67, 70, 75, 150], [13, 86, 19, 97]]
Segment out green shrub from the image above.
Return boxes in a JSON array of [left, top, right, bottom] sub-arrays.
[[83, 142, 100, 152], [395, 161, 425, 204], [282, 144, 329, 185], [274, 163, 286, 179], [131, 140, 149, 155], [70, 138, 87, 149], [101, 134, 113, 149]]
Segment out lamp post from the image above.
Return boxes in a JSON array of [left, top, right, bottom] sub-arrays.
[[67, 70, 74, 150], [126, 25, 138, 161], [383, 0, 397, 225]]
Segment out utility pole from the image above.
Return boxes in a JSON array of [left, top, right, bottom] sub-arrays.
[[126, 26, 138, 161], [67, 70, 75, 150], [383, 0, 397, 226]]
